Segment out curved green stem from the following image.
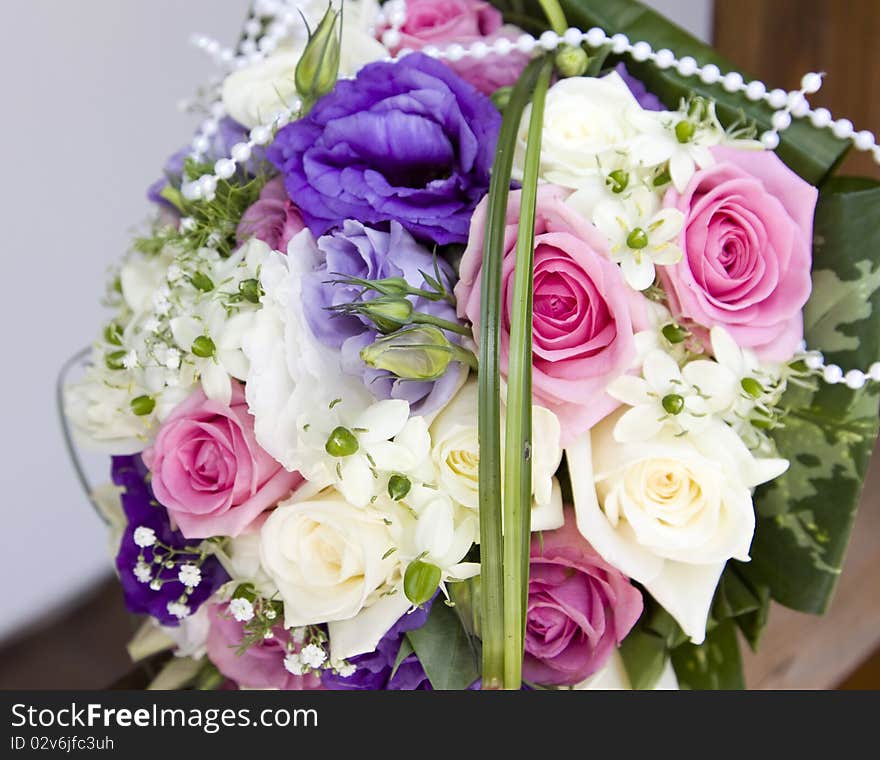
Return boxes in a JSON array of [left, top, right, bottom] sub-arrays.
[[502, 57, 554, 690], [410, 314, 473, 336], [537, 0, 568, 35], [478, 57, 546, 690]]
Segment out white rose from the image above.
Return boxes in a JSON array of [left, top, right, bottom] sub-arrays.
[[221, 1, 387, 128], [429, 378, 564, 531], [567, 412, 788, 643], [514, 71, 648, 193], [260, 488, 404, 631]]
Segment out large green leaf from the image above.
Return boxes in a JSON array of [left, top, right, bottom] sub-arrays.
[[746, 179, 880, 613], [406, 601, 480, 690], [491, 0, 849, 186], [671, 620, 744, 690]]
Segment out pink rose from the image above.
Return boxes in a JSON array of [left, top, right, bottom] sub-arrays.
[[660, 146, 816, 361], [523, 508, 643, 686], [143, 382, 301, 539], [206, 604, 323, 690], [455, 185, 649, 444], [384, 0, 529, 95], [236, 177, 306, 253]]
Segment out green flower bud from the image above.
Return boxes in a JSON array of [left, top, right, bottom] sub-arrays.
[[360, 326, 455, 381], [626, 227, 649, 250], [325, 426, 359, 457], [361, 297, 414, 333], [130, 395, 156, 416], [238, 278, 262, 304], [388, 474, 412, 501], [190, 271, 215, 293], [606, 169, 629, 194], [191, 335, 216, 358], [662, 393, 685, 415], [296, 7, 341, 107], [554, 44, 589, 78], [404, 560, 442, 606], [104, 322, 123, 346], [653, 168, 672, 187], [741, 377, 764, 399], [490, 86, 513, 112], [675, 120, 696, 144], [105, 350, 127, 371], [661, 323, 690, 344]]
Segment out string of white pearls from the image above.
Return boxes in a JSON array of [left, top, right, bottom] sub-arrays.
[[803, 349, 880, 390], [378, 1, 410, 49]]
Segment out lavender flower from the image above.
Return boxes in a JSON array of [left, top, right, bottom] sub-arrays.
[[615, 64, 665, 111]]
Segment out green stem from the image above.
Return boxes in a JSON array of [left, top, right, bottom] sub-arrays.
[[502, 57, 553, 691], [537, 0, 568, 35], [451, 344, 480, 372], [410, 313, 473, 337], [477, 57, 546, 691]]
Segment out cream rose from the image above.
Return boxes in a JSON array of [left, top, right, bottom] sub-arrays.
[[567, 412, 788, 643], [260, 488, 403, 630], [221, 1, 387, 129], [429, 378, 564, 531]]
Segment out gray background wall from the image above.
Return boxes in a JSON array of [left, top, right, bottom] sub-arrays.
[[0, 0, 711, 641]]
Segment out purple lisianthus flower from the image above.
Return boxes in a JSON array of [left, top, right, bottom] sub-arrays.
[[304, 220, 465, 415], [268, 53, 501, 245], [615, 63, 664, 111], [148, 117, 266, 208], [321, 602, 433, 690], [113, 455, 228, 626]]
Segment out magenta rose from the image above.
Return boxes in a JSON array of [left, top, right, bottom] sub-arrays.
[[456, 185, 649, 444], [205, 604, 323, 690], [384, 0, 529, 95], [236, 177, 306, 252], [523, 508, 643, 686], [143, 382, 301, 539], [660, 145, 816, 361]]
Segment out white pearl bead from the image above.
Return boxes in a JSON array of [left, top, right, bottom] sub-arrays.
[[422, 45, 440, 58], [244, 19, 261, 38], [446, 43, 466, 61], [231, 142, 252, 163], [211, 102, 226, 119], [788, 92, 809, 117], [797, 340, 808, 353], [801, 72, 823, 94], [699, 64, 720, 84], [382, 29, 401, 49], [767, 89, 788, 109], [845, 370, 866, 389], [539, 31, 560, 51], [760, 131, 780, 150], [723, 71, 744, 92], [250, 125, 272, 145], [470, 41, 489, 59], [220, 48, 234, 64], [870, 362, 880, 382], [805, 353, 824, 370], [631, 41, 652, 61], [516, 34, 537, 54], [585, 28, 607, 48], [874, 146, 880, 165], [200, 119, 218, 137], [676, 56, 698, 76], [398, 47, 415, 59], [564, 28, 584, 47], [389, 11, 407, 28], [853, 130, 876, 151], [214, 158, 236, 180], [833, 119, 854, 139], [181, 182, 201, 201], [610, 33, 630, 54], [192, 135, 210, 154], [823, 364, 843, 384], [810, 107, 832, 128], [745, 80, 766, 101], [258, 37, 277, 54], [493, 38, 513, 56], [653, 48, 674, 69], [240, 38, 257, 56], [771, 110, 792, 131]]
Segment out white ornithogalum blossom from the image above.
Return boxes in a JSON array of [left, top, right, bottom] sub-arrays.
[[629, 99, 726, 192], [568, 413, 788, 643], [228, 597, 255, 623], [584, 186, 684, 291], [428, 378, 565, 531], [607, 349, 736, 442]]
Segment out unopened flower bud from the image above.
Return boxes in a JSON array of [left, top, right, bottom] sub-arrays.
[[490, 86, 513, 112], [238, 278, 262, 304], [404, 560, 442, 606], [555, 44, 589, 78], [360, 326, 454, 381], [361, 297, 414, 333], [325, 426, 359, 457], [661, 323, 690, 344], [191, 335, 216, 358], [296, 7, 342, 107], [130, 395, 156, 417], [190, 271, 215, 293]]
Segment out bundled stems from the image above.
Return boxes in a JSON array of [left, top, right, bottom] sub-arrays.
[[502, 58, 554, 690], [537, 0, 569, 35], [477, 57, 546, 690]]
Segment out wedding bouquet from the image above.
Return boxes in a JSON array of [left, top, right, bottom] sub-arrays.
[[63, 0, 880, 691]]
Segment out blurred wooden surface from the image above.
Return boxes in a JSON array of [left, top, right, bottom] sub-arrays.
[[716, 0, 880, 688], [715, 0, 880, 179]]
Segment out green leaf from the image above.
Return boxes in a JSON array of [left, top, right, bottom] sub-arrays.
[[406, 601, 479, 691], [490, 0, 849, 185], [619, 629, 669, 690], [747, 179, 880, 614], [390, 637, 414, 681], [671, 619, 744, 690]]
